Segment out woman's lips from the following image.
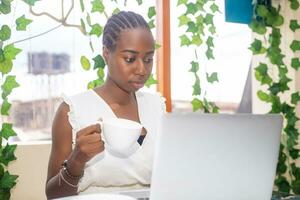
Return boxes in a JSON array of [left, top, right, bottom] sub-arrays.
[[131, 81, 145, 89]]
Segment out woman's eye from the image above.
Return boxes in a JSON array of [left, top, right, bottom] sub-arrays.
[[144, 58, 153, 63], [125, 57, 135, 63]]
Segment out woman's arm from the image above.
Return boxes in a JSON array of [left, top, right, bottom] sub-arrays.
[[45, 103, 104, 199]]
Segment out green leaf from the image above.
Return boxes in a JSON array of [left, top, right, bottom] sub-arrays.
[[0, 58, 13, 75], [210, 3, 220, 13], [206, 36, 214, 48], [191, 34, 202, 46], [80, 0, 85, 12], [291, 58, 300, 70], [147, 6, 156, 19], [249, 39, 266, 55], [275, 176, 290, 194], [112, 8, 120, 15], [97, 68, 105, 79], [292, 180, 300, 194], [93, 54, 105, 69], [148, 19, 155, 29], [3, 44, 22, 60], [189, 61, 199, 73], [290, 0, 300, 10], [155, 43, 161, 49], [0, 25, 11, 41], [1, 99, 11, 116], [87, 78, 104, 89], [206, 72, 218, 83], [208, 25, 216, 35], [1, 75, 20, 99], [257, 90, 271, 102], [186, 3, 198, 15], [256, 5, 269, 17], [0, 171, 18, 189], [204, 14, 214, 25], [90, 23, 103, 37], [177, 0, 187, 6], [290, 20, 300, 32], [136, 0, 142, 5], [192, 75, 201, 96], [23, 0, 39, 6], [178, 15, 191, 27], [0, 123, 17, 141], [249, 19, 267, 35], [80, 19, 87, 35], [255, 63, 268, 75], [291, 92, 300, 104], [186, 22, 198, 33], [0, 144, 17, 166], [80, 56, 91, 71], [205, 48, 214, 60], [91, 0, 105, 14], [145, 74, 157, 88], [191, 98, 203, 112], [16, 15, 32, 31], [179, 35, 191, 46], [86, 13, 92, 26], [290, 40, 300, 52], [0, 2, 11, 14]]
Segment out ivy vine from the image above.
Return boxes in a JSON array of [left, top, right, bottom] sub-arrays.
[[249, 0, 300, 196], [177, 0, 219, 113]]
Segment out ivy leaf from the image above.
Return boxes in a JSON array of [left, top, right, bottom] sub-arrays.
[[90, 23, 103, 37], [0, 2, 11, 14], [112, 8, 120, 15], [97, 68, 105, 79], [191, 34, 202, 46], [0, 123, 17, 141], [145, 74, 157, 88], [1, 75, 20, 99], [186, 22, 198, 33], [23, 0, 39, 6], [290, 20, 300, 32], [80, 56, 91, 71], [210, 3, 220, 13], [3, 44, 21, 60], [290, 40, 300, 52], [1, 99, 11, 115], [0, 25, 11, 41], [87, 78, 104, 89], [147, 6, 156, 19], [189, 61, 199, 73], [86, 13, 92, 26], [80, 0, 85, 12], [249, 19, 267, 35], [291, 58, 300, 70], [93, 55, 105, 69], [290, 0, 300, 10], [0, 58, 13, 75], [80, 19, 87, 35], [208, 25, 216, 35], [191, 98, 203, 112], [204, 14, 214, 25], [0, 144, 17, 166], [0, 171, 18, 189], [186, 3, 198, 15], [155, 42, 161, 49], [255, 63, 268, 75], [177, 0, 187, 6], [205, 48, 214, 59], [178, 15, 191, 27], [275, 176, 290, 194], [206, 72, 218, 83], [192, 75, 201, 96], [91, 0, 105, 14], [206, 36, 214, 48], [136, 0, 142, 5], [291, 92, 300, 105], [249, 39, 266, 54], [257, 90, 271, 102], [148, 19, 155, 29], [16, 15, 32, 31], [179, 35, 190, 46], [256, 5, 269, 17]]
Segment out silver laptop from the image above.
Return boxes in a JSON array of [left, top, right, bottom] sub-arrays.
[[150, 113, 283, 200]]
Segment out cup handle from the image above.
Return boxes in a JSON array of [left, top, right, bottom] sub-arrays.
[[96, 119, 106, 142]]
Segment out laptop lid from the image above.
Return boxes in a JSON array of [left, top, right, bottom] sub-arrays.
[[150, 113, 283, 200]]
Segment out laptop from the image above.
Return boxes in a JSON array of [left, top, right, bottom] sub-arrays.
[[149, 113, 283, 200]]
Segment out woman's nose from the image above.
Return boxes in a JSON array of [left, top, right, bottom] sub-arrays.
[[135, 60, 147, 76]]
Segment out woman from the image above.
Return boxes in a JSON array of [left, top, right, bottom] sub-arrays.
[[45, 11, 165, 199]]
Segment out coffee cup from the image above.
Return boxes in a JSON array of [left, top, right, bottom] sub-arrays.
[[98, 118, 143, 157]]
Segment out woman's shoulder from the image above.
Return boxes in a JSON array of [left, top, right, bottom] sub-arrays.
[[137, 90, 166, 112]]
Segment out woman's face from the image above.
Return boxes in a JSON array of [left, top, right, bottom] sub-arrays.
[[104, 27, 155, 92]]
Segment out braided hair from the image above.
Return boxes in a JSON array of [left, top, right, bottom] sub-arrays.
[[102, 11, 150, 52]]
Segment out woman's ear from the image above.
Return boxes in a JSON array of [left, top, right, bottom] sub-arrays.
[[103, 46, 109, 64]]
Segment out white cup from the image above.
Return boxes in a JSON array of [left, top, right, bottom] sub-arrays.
[[98, 118, 143, 156]]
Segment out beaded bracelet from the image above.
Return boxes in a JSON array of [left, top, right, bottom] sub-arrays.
[[62, 160, 84, 180], [58, 168, 79, 188]]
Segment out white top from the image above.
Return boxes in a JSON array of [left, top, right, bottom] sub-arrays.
[[62, 89, 165, 194]]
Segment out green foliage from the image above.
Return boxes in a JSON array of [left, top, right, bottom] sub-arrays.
[[249, 19, 267, 35], [1, 75, 20, 99], [249, 39, 267, 54], [0, 144, 17, 166], [290, 20, 300, 32], [0, 1, 11, 15], [80, 0, 85, 12], [1, 99, 11, 116], [91, 0, 105, 14], [0, 123, 17, 141], [92, 54, 105, 69], [15, 15, 32, 31], [147, 6, 156, 19], [291, 58, 300, 70], [22, 0, 39, 6], [206, 72, 218, 83], [3, 44, 22, 60], [191, 97, 203, 111], [145, 74, 157, 88], [0, 25, 11, 41], [290, 40, 300, 52], [80, 56, 91, 71], [289, 0, 300, 10], [90, 23, 103, 37]]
